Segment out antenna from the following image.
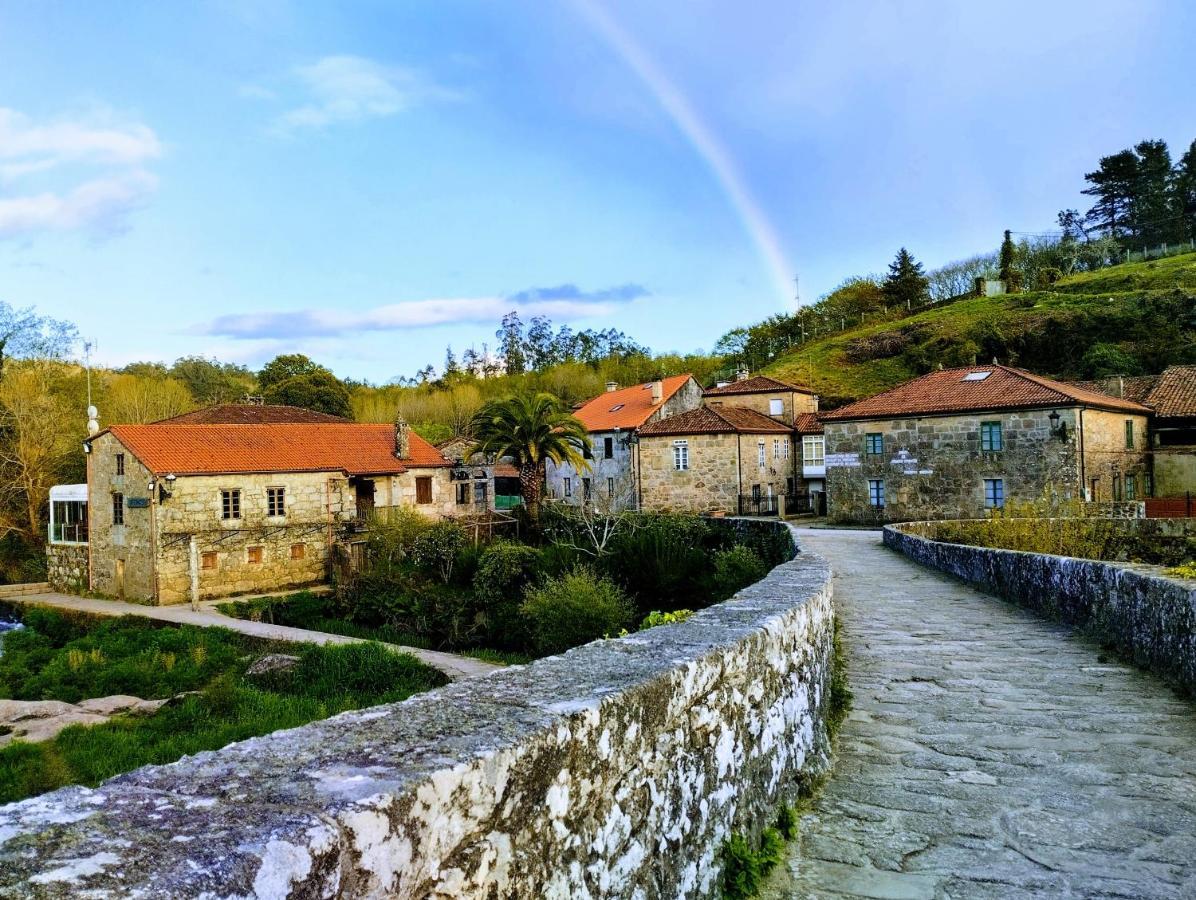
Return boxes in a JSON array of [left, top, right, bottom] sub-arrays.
[[793, 273, 800, 309], [84, 339, 99, 436]]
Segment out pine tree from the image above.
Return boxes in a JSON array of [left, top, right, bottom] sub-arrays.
[[443, 345, 460, 377], [1132, 139, 1180, 247], [496, 312, 527, 375], [881, 248, 929, 310], [998, 229, 1021, 293], [1172, 139, 1196, 242], [1082, 149, 1138, 240]]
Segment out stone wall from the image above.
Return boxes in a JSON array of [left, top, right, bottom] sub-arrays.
[[1154, 445, 1196, 497], [884, 522, 1196, 694], [88, 432, 157, 601], [823, 408, 1145, 524], [1079, 409, 1151, 502], [45, 544, 88, 593], [705, 388, 817, 423], [638, 432, 742, 513], [0, 525, 836, 899]]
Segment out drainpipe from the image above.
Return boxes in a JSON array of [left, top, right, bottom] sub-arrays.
[[634, 434, 642, 511], [1078, 408, 1086, 498], [736, 434, 743, 512], [188, 535, 199, 612]]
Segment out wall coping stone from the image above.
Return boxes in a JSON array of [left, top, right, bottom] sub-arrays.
[[0, 522, 834, 899]]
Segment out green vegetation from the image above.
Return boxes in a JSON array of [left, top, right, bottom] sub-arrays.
[[521, 567, 635, 655], [1163, 562, 1196, 580], [638, 609, 695, 629], [0, 609, 445, 803], [828, 617, 853, 740], [721, 827, 786, 899]]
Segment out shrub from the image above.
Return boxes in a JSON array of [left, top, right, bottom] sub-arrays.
[[711, 545, 768, 600], [520, 567, 635, 655], [411, 521, 468, 584], [601, 514, 712, 614], [474, 541, 542, 647], [639, 609, 694, 629], [1165, 562, 1196, 580], [721, 827, 785, 899]]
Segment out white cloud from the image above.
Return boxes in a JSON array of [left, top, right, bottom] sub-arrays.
[[0, 107, 162, 239], [0, 171, 158, 238], [274, 55, 457, 132]]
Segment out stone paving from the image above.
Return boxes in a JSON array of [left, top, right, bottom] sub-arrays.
[[766, 528, 1196, 900], [4, 591, 500, 681]]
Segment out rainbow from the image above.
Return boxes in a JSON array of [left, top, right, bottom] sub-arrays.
[[572, 0, 795, 309]]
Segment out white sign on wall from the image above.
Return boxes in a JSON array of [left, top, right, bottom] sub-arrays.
[[825, 452, 861, 469]]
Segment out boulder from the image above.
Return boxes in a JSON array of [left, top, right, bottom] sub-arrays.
[[245, 653, 302, 677]]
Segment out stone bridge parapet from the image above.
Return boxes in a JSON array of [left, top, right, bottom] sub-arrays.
[[0, 522, 834, 899]]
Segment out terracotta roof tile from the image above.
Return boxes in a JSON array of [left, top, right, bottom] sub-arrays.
[[638, 405, 793, 437], [1068, 376, 1159, 405], [794, 413, 824, 434], [572, 375, 695, 431], [821, 365, 1151, 421], [703, 375, 814, 396], [105, 423, 449, 477], [1144, 365, 1196, 417], [151, 404, 349, 425]]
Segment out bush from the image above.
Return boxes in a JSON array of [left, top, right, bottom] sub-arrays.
[[711, 545, 768, 600], [411, 521, 468, 584], [601, 514, 713, 614], [474, 541, 542, 647], [639, 609, 694, 629], [520, 567, 635, 655]]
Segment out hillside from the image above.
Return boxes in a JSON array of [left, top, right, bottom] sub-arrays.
[[763, 252, 1196, 407]]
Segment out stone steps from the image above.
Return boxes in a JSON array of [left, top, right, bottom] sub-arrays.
[[0, 582, 51, 599]]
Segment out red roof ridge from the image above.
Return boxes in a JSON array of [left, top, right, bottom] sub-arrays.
[[572, 374, 695, 431]]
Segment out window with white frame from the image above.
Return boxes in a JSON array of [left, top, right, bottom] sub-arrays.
[[773, 438, 782, 459], [673, 440, 689, 471], [769, 398, 784, 416], [50, 499, 88, 544], [803, 435, 825, 466], [782, 440, 790, 459], [758, 441, 766, 467]]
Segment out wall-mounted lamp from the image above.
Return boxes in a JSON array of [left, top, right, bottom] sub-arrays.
[[1048, 409, 1068, 440], [159, 473, 177, 503], [82, 442, 92, 455]]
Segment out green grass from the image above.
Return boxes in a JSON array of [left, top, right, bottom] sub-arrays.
[[0, 609, 446, 804], [764, 251, 1196, 402]]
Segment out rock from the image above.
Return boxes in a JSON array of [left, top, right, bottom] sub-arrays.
[[245, 653, 301, 676], [77, 695, 147, 716], [0, 694, 175, 747]]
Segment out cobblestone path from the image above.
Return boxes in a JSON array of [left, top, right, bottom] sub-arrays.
[[766, 528, 1196, 899]]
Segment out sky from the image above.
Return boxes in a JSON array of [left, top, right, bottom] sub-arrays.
[[1, 0, 1193, 383]]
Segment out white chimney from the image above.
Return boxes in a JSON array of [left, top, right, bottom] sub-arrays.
[[650, 380, 663, 405], [736, 368, 750, 382], [605, 381, 619, 393]]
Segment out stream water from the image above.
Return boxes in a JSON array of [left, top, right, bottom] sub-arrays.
[[0, 606, 22, 657]]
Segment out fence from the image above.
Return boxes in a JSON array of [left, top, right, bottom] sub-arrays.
[[1123, 240, 1196, 263], [737, 493, 812, 517]]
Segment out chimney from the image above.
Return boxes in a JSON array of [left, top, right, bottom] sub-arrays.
[[736, 367, 750, 382], [650, 380, 663, 405], [605, 381, 619, 393], [394, 415, 410, 459], [1117, 375, 1125, 398]]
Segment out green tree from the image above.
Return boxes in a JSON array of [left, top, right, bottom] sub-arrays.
[[1082, 149, 1138, 240], [497, 312, 527, 375], [0, 302, 77, 382], [1132, 139, 1180, 247], [263, 370, 352, 418], [259, 353, 324, 392], [1172, 138, 1196, 242], [468, 392, 588, 521], [169, 356, 255, 404], [998, 230, 1022, 292], [881, 248, 929, 310]]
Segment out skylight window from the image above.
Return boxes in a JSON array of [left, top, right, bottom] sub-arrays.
[[962, 371, 992, 382], [610, 404, 625, 412]]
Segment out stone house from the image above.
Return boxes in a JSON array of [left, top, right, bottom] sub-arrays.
[[79, 406, 453, 604], [635, 406, 798, 515], [545, 375, 703, 510], [703, 374, 819, 423], [820, 365, 1152, 524], [1076, 366, 1196, 499], [794, 413, 827, 514]]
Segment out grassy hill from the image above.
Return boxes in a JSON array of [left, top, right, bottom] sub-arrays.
[[763, 252, 1196, 407]]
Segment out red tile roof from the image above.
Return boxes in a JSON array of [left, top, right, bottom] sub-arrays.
[[104, 423, 450, 477], [821, 365, 1152, 421], [1068, 376, 1159, 406], [704, 375, 814, 396], [638, 405, 794, 437], [1144, 365, 1196, 418], [572, 375, 695, 431], [794, 413, 824, 434], [151, 404, 349, 425]]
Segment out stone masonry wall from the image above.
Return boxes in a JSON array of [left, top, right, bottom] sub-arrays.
[[825, 408, 1083, 524], [885, 522, 1196, 694], [638, 432, 742, 513], [1079, 409, 1151, 502], [705, 388, 816, 424], [0, 525, 835, 899], [46, 543, 88, 593], [89, 432, 157, 602]]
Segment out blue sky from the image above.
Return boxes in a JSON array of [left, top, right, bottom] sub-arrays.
[[1, 0, 1192, 382]]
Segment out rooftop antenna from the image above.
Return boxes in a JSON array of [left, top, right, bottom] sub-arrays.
[[793, 273, 800, 310], [84, 340, 99, 436]]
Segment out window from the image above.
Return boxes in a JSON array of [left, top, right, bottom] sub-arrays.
[[983, 478, 1004, 509], [1125, 420, 1135, 449], [474, 481, 488, 505], [962, 371, 992, 381], [1124, 475, 1136, 500], [609, 403, 624, 412], [415, 477, 433, 505], [583, 441, 593, 460], [221, 489, 241, 520], [267, 486, 286, 517], [50, 500, 88, 544], [867, 479, 885, 508], [564, 477, 573, 497], [607, 477, 615, 497], [783, 440, 790, 460], [247, 546, 263, 564], [758, 441, 766, 468], [1144, 472, 1153, 497], [115, 453, 125, 476], [290, 543, 306, 560], [112, 492, 124, 526], [865, 433, 883, 455], [603, 437, 614, 459], [769, 398, 784, 416], [1113, 475, 1123, 501], [456, 482, 470, 505], [773, 438, 782, 460], [582, 478, 592, 500], [980, 421, 1003, 452], [803, 435, 825, 467], [201, 551, 218, 570], [673, 440, 689, 471]]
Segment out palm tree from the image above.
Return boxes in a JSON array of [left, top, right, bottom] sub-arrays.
[[469, 392, 589, 521]]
